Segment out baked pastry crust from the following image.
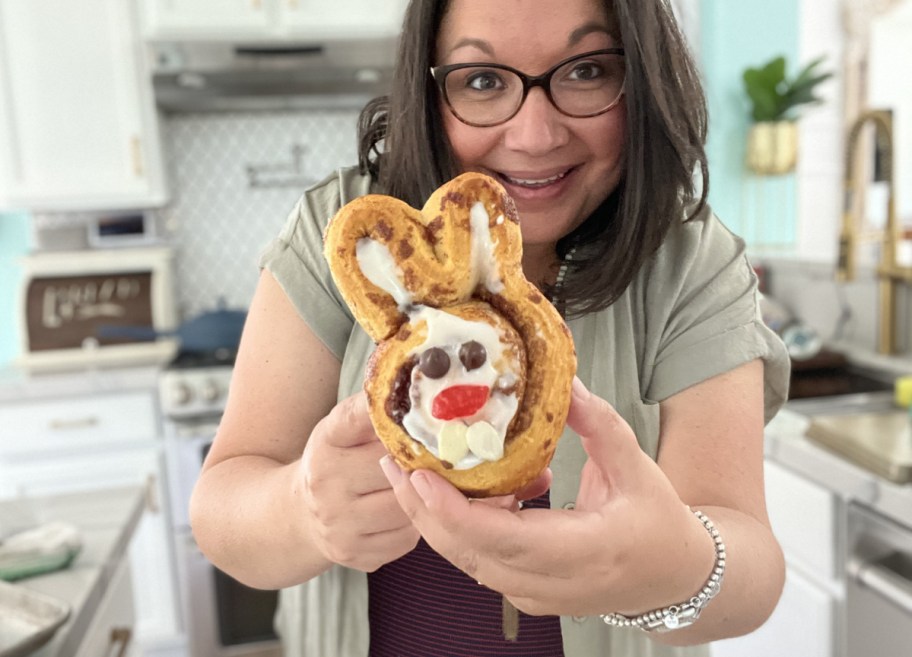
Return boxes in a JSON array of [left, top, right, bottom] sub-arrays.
[[324, 172, 576, 497]]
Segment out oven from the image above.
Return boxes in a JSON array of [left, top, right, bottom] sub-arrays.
[[160, 357, 280, 657], [846, 503, 912, 657]]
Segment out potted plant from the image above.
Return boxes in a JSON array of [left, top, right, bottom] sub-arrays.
[[742, 55, 833, 174]]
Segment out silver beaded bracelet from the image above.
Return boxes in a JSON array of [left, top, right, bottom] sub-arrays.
[[600, 509, 726, 633]]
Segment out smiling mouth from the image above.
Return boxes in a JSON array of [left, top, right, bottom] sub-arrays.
[[498, 168, 573, 188]]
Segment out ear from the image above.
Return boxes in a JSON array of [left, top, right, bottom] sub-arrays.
[[323, 174, 524, 342]]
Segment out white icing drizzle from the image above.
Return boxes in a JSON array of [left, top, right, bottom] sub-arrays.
[[402, 307, 520, 469], [355, 238, 413, 309], [470, 201, 503, 295]]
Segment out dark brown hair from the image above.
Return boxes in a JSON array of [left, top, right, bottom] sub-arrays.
[[357, 0, 708, 318]]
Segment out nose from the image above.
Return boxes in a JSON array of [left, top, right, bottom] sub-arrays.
[[502, 87, 569, 156]]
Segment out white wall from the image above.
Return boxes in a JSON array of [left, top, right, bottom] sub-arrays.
[[869, 1, 912, 226], [795, 0, 844, 264]]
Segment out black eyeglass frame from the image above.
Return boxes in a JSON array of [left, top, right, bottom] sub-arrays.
[[430, 48, 627, 128]]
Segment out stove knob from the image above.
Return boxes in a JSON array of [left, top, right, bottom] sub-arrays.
[[171, 381, 193, 406], [200, 379, 221, 403]]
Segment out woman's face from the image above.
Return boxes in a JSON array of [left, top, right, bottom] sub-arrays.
[[436, 0, 627, 250]]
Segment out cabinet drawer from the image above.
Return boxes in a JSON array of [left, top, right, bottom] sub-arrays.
[[0, 392, 158, 455], [74, 557, 136, 657], [765, 460, 838, 582]]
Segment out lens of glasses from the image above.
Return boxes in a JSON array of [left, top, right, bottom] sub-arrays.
[[442, 51, 625, 127]]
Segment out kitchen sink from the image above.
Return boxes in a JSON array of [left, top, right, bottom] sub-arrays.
[[787, 389, 912, 485], [784, 354, 912, 484]]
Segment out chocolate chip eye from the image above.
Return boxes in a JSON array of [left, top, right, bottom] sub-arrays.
[[459, 341, 487, 371], [418, 347, 450, 379]]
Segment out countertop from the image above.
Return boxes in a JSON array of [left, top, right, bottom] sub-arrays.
[[0, 487, 145, 657], [765, 405, 912, 530], [0, 365, 160, 403]]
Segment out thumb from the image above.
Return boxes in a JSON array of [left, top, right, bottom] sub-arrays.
[[566, 377, 642, 484], [319, 392, 380, 448]]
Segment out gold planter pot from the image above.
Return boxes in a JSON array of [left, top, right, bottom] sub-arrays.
[[746, 121, 798, 175]]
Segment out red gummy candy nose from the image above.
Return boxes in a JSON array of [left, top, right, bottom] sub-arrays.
[[432, 385, 490, 420]]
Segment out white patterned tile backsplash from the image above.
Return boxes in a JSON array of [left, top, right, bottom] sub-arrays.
[[154, 108, 360, 319], [30, 108, 363, 320]]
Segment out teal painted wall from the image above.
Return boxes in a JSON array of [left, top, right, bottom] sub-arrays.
[[701, 0, 800, 248], [0, 213, 30, 366]]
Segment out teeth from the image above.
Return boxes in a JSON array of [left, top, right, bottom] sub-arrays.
[[503, 171, 567, 186]]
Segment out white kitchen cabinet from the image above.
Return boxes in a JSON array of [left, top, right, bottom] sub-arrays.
[[0, 390, 183, 657], [711, 459, 844, 657], [139, 0, 408, 41], [138, 0, 272, 39], [0, 0, 167, 211], [74, 556, 138, 657], [713, 565, 836, 657]]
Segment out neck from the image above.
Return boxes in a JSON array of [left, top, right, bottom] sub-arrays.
[[521, 243, 560, 288]]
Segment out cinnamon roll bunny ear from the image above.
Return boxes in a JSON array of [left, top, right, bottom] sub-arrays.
[[323, 173, 523, 341], [324, 172, 576, 497]]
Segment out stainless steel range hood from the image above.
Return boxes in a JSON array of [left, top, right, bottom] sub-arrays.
[[150, 40, 395, 111]]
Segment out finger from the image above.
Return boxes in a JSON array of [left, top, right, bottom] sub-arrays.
[[566, 377, 643, 485], [471, 494, 520, 512], [319, 392, 380, 448], [343, 441, 398, 495], [351, 487, 417, 535], [513, 468, 552, 502]]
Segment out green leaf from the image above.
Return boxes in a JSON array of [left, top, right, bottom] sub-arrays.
[[742, 54, 833, 122]]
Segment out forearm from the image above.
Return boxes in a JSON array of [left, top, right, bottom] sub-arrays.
[[189, 455, 332, 590], [649, 506, 785, 646]]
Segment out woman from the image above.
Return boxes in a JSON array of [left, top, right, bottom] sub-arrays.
[[190, 0, 791, 655]]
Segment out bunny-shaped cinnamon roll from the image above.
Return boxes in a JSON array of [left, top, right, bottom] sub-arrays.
[[323, 173, 576, 497]]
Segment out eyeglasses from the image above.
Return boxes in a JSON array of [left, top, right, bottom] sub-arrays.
[[430, 48, 626, 128]]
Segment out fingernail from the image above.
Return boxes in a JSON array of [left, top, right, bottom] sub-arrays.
[[571, 376, 588, 400], [410, 471, 432, 505], [379, 455, 403, 485]]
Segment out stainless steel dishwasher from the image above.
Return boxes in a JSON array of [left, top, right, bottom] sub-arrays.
[[846, 503, 912, 657]]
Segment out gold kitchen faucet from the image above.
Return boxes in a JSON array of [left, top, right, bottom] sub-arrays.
[[837, 109, 911, 355]]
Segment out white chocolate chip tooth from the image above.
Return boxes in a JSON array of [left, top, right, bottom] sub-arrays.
[[466, 421, 504, 462], [438, 422, 469, 465]]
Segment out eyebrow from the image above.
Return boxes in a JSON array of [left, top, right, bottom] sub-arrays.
[[443, 22, 613, 60], [568, 22, 613, 46], [444, 38, 495, 59]]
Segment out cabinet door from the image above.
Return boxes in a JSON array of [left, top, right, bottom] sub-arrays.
[[0, 447, 183, 653], [74, 557, 137, 657], [279, 0, 408, 39], [0, 0, 166, 210], [711, 566, 836, 657], [139, 0, 272, 38]]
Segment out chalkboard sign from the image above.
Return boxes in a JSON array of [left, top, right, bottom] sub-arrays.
[[25, 271, 155, 351], [18, 247, 178, 370]]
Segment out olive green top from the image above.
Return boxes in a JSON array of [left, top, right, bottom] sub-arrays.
[[259, 167, 790, 657]]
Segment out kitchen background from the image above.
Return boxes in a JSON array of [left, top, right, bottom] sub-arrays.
[[1, 1, 911, 657]]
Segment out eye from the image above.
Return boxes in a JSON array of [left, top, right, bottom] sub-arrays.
[[463, 69, 508, 92], [567, 61, 607, 82], [418, 347, 450, 379], [458, 341, 487, 371]]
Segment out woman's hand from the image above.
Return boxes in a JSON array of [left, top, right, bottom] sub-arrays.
[[298, 392, 420, 572], [380, 377, 714, 618]]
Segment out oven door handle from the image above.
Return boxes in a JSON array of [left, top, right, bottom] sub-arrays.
[[849, 555, 912, 615]]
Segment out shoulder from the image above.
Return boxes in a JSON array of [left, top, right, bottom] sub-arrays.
[[657, 202, 745, 268], [642, 202, 752, 294], [297, 166, 376, 226]]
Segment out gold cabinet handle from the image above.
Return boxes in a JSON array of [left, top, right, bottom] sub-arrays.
[[287, 0, 299, 8], [251, 0, 263, 8], [49, 416, 99, 431], [109, 627, 132, 657], [130, 136, 144, 178], [145, 474, 160, 514]]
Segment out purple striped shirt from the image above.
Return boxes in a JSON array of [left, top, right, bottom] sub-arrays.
[[368, 492, 564, 656]]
